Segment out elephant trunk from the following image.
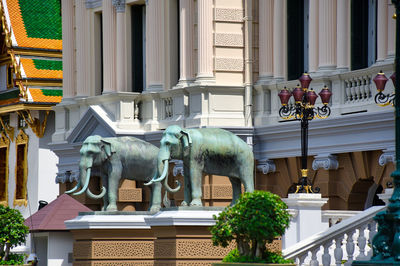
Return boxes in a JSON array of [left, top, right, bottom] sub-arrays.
[[74, 158, 93, 195]]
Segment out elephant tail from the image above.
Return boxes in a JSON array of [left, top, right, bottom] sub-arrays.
[[86, 186, 107, 199]]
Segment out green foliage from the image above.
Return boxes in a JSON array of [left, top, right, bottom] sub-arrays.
[[210, 191, 291, 262], [0, 253, 26, 265], [0, 205, 29, 262], [223, 248, 294, 264]]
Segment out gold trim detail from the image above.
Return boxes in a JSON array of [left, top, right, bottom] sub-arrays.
[[301, 169, 308, 177], [12, 48, 62, 58], [0, 132, 10, 206], [17, 110, 49, 138], [0, 116, 14, 142], [14, 129, 28, 207]]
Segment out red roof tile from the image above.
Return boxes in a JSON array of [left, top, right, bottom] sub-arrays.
[[24, 194, 91, 231]]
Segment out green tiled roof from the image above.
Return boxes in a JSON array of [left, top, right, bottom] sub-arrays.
[[18, 0, 62, 40], [41, 89, 63, 97], [33, 59, 62, 71]]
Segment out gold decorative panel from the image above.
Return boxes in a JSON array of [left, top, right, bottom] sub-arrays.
[[0, 132, 9, 206], [14, 129, 28, 207]]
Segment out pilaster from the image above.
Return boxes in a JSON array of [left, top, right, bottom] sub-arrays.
[[146, 0, 165, 91], [196, 0, 215, 84], [75, 0, 90, 96], [273, 0, 285, 80], [308, 0, 319, 73], [178, 0, 195, 86], [388, 3, 396, 58], [113, 0, 127, 92], [336, 0, 350, 71], [257, 0, 274, 83], [376, 0, 388, 63], [62, 0, 75, 98], [102, 0, 117, 93], [318, 0, 337, 71]]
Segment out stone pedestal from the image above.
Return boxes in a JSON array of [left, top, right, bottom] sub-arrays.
[[145, 208, 233, 266], [282, 193, 329, 249]]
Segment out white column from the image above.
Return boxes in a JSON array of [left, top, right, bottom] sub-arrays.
[[102, 0, 117, 93], [318, 0, 337, 71], [146, 0, 164, 91], [196, 0, 214, 83], [113, 0, 127, 92], [308, 0, 319, 73], [336, 0, 350, 71], [75, 0, 90, 97], [273, 0, 285, 80], [258, 0, 273, 83], [178, 0, 195, 86], [377, 0, 388, 62], [388, 3, 395, 59], [62, 0, 75, 98]]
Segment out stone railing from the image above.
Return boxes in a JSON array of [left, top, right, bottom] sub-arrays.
[[283, 205, 385, 266], [322, 210, 362, 227]]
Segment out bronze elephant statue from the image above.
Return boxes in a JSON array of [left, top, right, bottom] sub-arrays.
[[66, 135, 162, 211], [146, 125, 254, 206]]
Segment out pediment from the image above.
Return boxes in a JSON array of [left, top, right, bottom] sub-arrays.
[[67, 106, 116, 144]]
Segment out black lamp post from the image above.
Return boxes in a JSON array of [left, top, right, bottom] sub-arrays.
[[278, 73, 332, 193]]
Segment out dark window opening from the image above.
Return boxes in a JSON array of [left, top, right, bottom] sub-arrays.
[[131, 5, 145, 93]]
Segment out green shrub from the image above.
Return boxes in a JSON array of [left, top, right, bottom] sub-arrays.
[[223, 248, 293, 264], [210, 191, 291, 263], [0, 253, 26, 265], [0, 205, 29, 263]]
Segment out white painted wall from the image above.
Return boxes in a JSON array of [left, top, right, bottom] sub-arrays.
[[47, 232, 73, 266]]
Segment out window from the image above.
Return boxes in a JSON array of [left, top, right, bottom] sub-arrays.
[[0, 133, 9, 206], [351, 0, 376, 70], [287, 0, 308, 80], [131, 5, 146, 92], [94, 12, 103, 95], [14, 130, 28, 207]]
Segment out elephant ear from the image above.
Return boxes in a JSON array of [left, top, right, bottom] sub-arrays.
[[101, 139, 115, 158], [180, 129, 192, 149]]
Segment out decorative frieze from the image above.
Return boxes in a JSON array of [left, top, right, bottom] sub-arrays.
[[118, 188, 142, 202], [214, 8, 243, 22], [112, 0, 126, 13], [215, 58, 243, 72], [214, 33, 244, 47], [312, 154, 339, 170]]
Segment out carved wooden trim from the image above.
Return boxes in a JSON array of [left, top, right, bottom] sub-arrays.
[[0, 132, 9, 206]]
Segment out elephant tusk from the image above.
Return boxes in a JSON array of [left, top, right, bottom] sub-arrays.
[[144, 171, 158, 186], [73, 168, 92, 195], [148, 160, 169, 184], [86, 186, 107, 199], [65, 179, 81, 194], [163, 179, 181, 193]]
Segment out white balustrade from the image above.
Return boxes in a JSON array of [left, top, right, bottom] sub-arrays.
[[283, 205, 385, 266]]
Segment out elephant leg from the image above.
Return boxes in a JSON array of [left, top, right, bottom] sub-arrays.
[[240, 162, 255, 193], [189, 164, 203, 206], [181, 163, 191, 206], [106, 166, 121, 211], [101, 174, 109, 211], [229, 177, 242, 205], [149, 182, 162, 212]]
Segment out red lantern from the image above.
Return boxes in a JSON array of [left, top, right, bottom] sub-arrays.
[[292, 85, 304, 103], [307, 89, 318, 106], [373, 72, 388, 92], [278, 87, 292, 106], [390, 72, 396, 89], [299, 73, 312, 90], [319, 86, 332, 105]]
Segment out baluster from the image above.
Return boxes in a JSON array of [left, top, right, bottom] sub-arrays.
[[359, 78, 366, 101], [322, 241, 332, 266], [134, 101, 139, 121], [345, 80, 351, 102], [345, 230, 355, 266], [299, 253, 308, 266], [351, 79, 357, 102], [367, 221, 377, 259], [367, 76, 372, 99], [310, 247, 320, 266], [334, 236, 344, 266], [356, 78, 362, 101], [356, 224, 367, 260]]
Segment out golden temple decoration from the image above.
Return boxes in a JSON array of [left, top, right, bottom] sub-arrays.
[[0, 132, 9, 206], [17, 110, 49, 138], [0, 116, 14, 141], [14, 129, 28, 207]]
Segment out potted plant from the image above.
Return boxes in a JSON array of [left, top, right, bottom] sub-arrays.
[[0, 205, 29, 265], [210, 190, 294, 265]]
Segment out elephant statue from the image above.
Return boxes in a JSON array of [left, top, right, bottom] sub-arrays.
[[145, 125, 254, 206], [65, 135, 162, 211]]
